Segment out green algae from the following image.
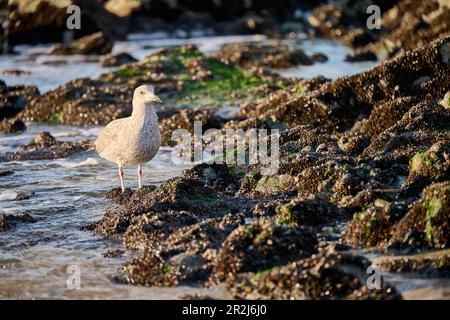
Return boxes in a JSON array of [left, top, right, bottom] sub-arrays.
[[173, 59, 265, 108], [255, 175, 293, 194], [116, 66, 139, 78], [410, 149, 427, 173], [156, 47, 281, 108], [275, 204, 293, 225], [249, 268, 273, 285], [161, 263, 171, 275], [246, 173, 258, 184], [423, 184, 449, 246], [140, 186, 155, 195], [243, 226, 254, 237], [47, 109, 64, 124], [110, 45, 285, 109], [294, 84, 306, 95], [228, 164, 246, 178], [167, 47, 203, 70], [186, 191, 218, 204]]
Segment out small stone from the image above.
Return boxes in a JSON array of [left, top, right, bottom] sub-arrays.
[[0, 119, 26, 133], [99, 52, 137, 67], [168, 252, 205, 270], [14, 192, 34, 201], [1, 69, 31, 76], [32, 132, 56, 145], [440, 91, 450, 110], [0, 170, 14, 177], [438, 40, 450, 66], [316, 143, 328, 152]]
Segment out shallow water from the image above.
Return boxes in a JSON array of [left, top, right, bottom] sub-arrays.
[[0, 124, 232, 299], [367, 248, 450, 300], [0, 34, 445, 299], [280, 39, 378, 79], [0, 123, 224, 299]]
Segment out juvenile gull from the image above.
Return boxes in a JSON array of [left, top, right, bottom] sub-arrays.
[[95, 84, 161, 192]]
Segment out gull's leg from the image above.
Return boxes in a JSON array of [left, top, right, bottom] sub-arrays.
[[118, 165, 125, 192], [137, 164, 142, 189]]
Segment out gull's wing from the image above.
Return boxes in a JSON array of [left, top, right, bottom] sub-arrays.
[[94, 119, 124, 155]]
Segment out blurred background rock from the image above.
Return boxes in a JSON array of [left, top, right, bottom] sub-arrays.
[[1, 0, 448, 58]]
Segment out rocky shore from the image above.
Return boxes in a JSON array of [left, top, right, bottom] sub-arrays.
[[308, 0, 450, 62], [0, 0, 449, 300], [81, 36, 447, 299]]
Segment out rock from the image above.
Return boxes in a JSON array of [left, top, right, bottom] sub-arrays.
[[439, 40, 450, 65], [48, 32, 112, 55], [310, 53, 328, 63], [99, 52, 137, 67], [380, 253, 450, 277], [106, 185, 155, 205], [118, 213, 244, 286], [341, 28, 375, 49], [168, 252, 205, 270], [17, 78, 132, 126], [0, 119, 26, 133], [343, 200, 394, 247], [14, 192, 34, 201], [0, 131, 93, 161], [104, 0, 141, 17], [237, 37, 450, 134], [226, 250, 402, 300], [275, 196, 347, 226], [215, 42, 314, 70], [1, 69, 31, 76], [32, 131, 56, 145], [254, 175, 294, 195], [95, 163, 245, 239], [159, 108, 222, 146], [354, 0, 450, 60], [307, 4, 348, 39], [344, 180, 450, 250], [440, 91, 450, 110], [406, 142, 450, 187], [7, 0, 127, 47], [131, 1, 317, 33], [345, 49, 378, 62], [358, 97, 419, 138], [309, 0, 449, 61], [213, 217, 318, 281], [0, 80, 40, 122], [0, 213, 37, 232], [0, 170, 14, 177], [103, 249, 125, 258], [16, 45, 287, 130], [78, 10, 450, 295], [120, 251, 180, 286], [360, 100, 450, 167], [338, 131, 370, 155], [392, 181, 450, 249]]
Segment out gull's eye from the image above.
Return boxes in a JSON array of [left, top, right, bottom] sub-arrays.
[[140, 91, 145, 95]]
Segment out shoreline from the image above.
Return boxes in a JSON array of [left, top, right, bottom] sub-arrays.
[[0, 0, 449, 300]]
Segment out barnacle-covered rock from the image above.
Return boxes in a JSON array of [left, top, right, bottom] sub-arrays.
[[391, 181, 450, 249], [0, 132, 92, 161], [213, 217, 318, 281], [226, 249, 401, 300]]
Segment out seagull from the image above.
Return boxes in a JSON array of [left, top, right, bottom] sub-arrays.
[[95, 84, 161, 192]]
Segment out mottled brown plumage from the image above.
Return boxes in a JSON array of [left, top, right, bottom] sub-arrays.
[[95, 85, 161, 192]]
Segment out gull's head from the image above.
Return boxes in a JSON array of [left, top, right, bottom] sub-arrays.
[[133, 84, 161, 104]]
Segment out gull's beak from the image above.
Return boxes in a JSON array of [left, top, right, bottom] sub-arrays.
[[151, 94, 161, 103]]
